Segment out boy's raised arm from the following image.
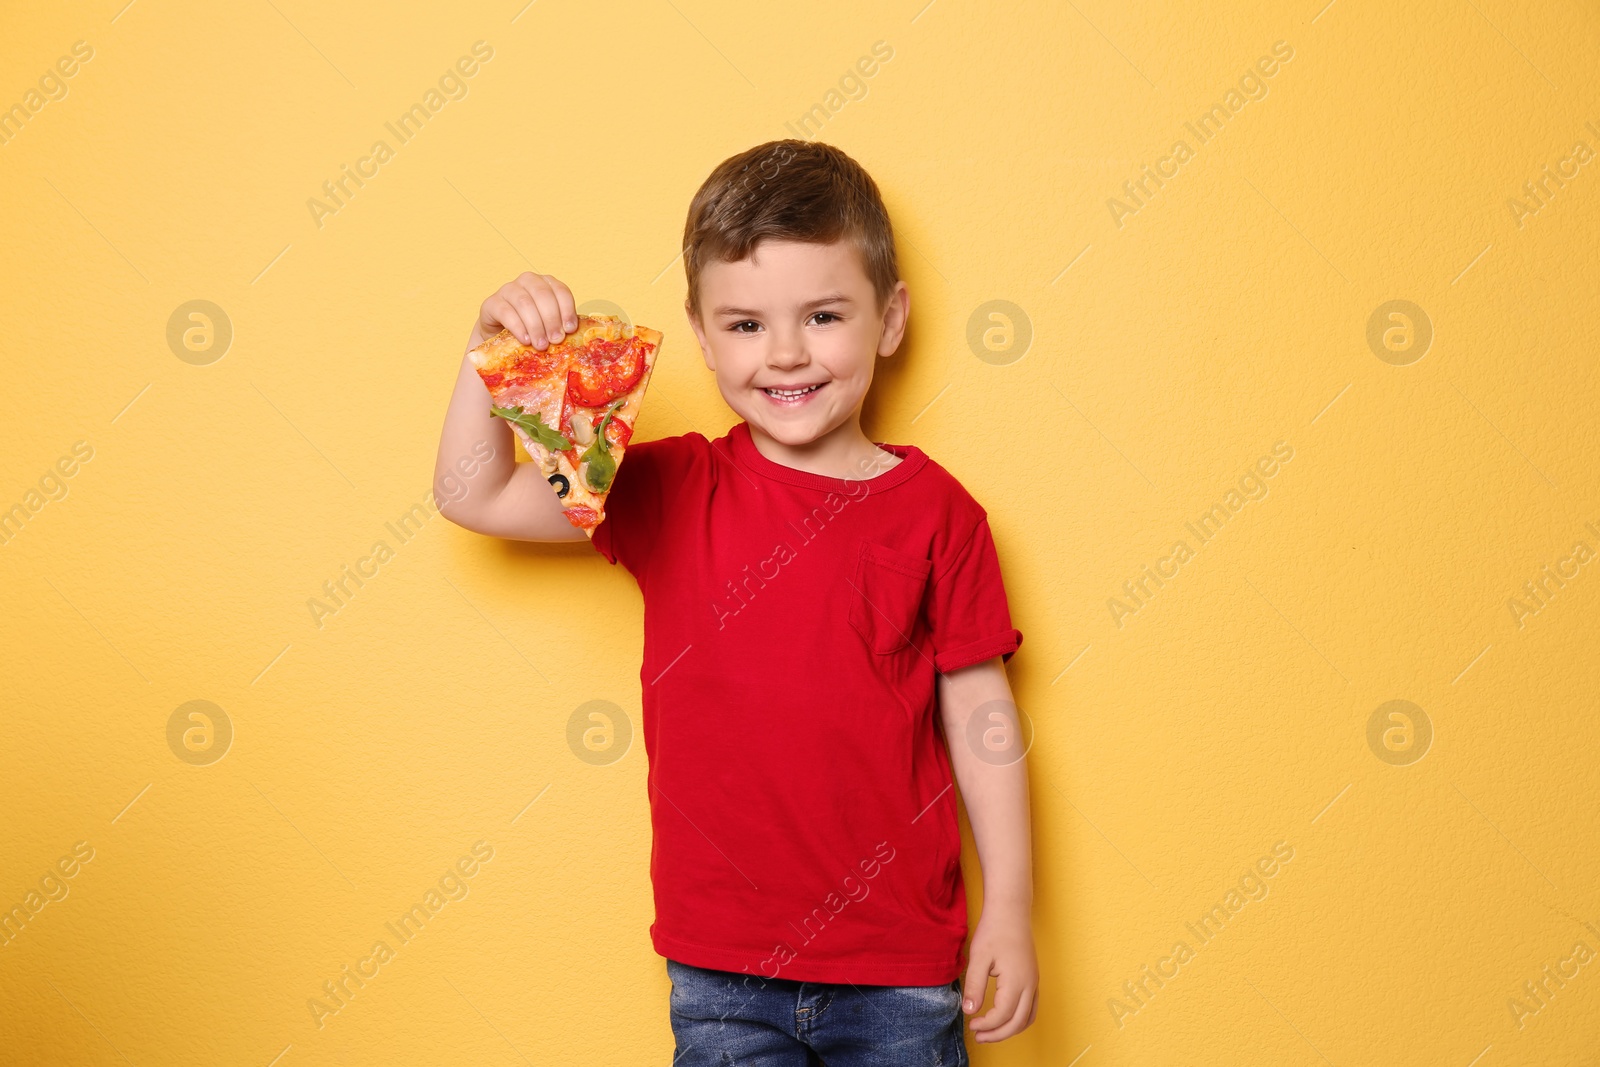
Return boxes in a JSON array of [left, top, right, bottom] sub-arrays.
[[433, 273, 590, 543]]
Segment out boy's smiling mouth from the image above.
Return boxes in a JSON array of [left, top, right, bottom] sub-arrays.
[[760, 382, 827, 404]]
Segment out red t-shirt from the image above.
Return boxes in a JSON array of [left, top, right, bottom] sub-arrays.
[[590, 420, 1022, 985]]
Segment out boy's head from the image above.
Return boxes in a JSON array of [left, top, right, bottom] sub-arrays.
[[682, 140, 909, 450]]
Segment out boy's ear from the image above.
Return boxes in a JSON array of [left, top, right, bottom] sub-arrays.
[[685, 299, 715, 371], [876, 280, 910, 358]]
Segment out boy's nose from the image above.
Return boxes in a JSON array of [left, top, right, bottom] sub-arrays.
[[766, 331, 808, 368]]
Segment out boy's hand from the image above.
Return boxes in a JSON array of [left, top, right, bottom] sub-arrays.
[[961, 903, 1039, 1043], [473, 272, 579, 351]]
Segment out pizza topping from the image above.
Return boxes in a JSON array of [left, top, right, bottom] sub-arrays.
[[490, 404, 572, 452], [557, 388, 575, 439], [548, 473, 570, 498], [605, 415, 632, 447], [581, 442, 616, 493], [569, 411, 595, 446], [563, 505, 600, 529], [566, 336, 646, 406], [504, 344, 565, 381], [579, 400, 627, 493]]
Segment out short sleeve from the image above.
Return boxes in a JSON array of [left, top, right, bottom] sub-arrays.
[[923, 516, 1023, 674], [589, 433, 707, 582]]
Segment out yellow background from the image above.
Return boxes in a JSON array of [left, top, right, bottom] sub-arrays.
[[3, 0, 1598, 1063]]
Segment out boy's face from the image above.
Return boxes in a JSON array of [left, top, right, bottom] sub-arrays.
[[687, 238, 908, 450]]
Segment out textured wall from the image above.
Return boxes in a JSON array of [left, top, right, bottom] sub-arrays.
[[3, 1, 1598, 1064]]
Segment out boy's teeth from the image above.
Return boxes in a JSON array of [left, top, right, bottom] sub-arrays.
[[765, 384, 821, 397]]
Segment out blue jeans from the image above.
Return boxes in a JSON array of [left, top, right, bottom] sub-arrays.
[[666, 958, 968, 1066]]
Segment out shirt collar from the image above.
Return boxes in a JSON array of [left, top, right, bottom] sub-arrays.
[[725, 420, 927, 493]]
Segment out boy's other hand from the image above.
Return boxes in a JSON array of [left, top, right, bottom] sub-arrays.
[[962, 905, 1039, 1043], [473, 272, 579, 351]]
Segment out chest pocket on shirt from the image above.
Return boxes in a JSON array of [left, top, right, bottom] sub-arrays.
[[847, 539, 933, 654]]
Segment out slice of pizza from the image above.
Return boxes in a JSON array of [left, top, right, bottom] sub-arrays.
[[468, 314, 663, 535]]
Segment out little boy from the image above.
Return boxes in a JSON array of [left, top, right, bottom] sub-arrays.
[[434, 140, 1037, 1064]]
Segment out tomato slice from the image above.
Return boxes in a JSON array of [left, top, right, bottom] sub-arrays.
[[605, 415, 632, 447], [566, 337, 645, 406], [563, 504, 600, 529]]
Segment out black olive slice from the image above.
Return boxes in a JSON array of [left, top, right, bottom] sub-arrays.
[[548, 473, 570, 498]]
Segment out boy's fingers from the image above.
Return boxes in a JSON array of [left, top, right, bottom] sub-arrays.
[[969, 971, 1022, 1033], [516, 274, 568, 346], [974, 985, 1035, 1044], [504, 286, 550, 348], [547, 276, 578, 333], [483, 295, 530, 346]]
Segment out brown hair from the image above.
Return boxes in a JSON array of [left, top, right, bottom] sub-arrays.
[[681, 139, 900, 318]]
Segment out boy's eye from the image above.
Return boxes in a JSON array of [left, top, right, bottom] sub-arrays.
[[810, 312, 841, 325], [730, 320, 761, 334]]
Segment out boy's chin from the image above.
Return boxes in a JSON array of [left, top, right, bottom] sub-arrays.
[[739, 407, 842, 448], [748, 416, 826, 446]]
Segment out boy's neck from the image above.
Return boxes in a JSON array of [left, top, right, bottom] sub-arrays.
[[745, 413, 900, 480]]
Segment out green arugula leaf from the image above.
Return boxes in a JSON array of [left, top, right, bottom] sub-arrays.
[[581, 439, 616, 493], [579, 400, 626, 492], [490, 405, 571, 452]]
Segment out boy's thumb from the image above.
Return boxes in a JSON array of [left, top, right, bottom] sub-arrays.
[[961, 955, 989, 1014]]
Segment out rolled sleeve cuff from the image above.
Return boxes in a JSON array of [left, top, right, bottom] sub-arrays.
[[932, 628, 1023, 674]]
